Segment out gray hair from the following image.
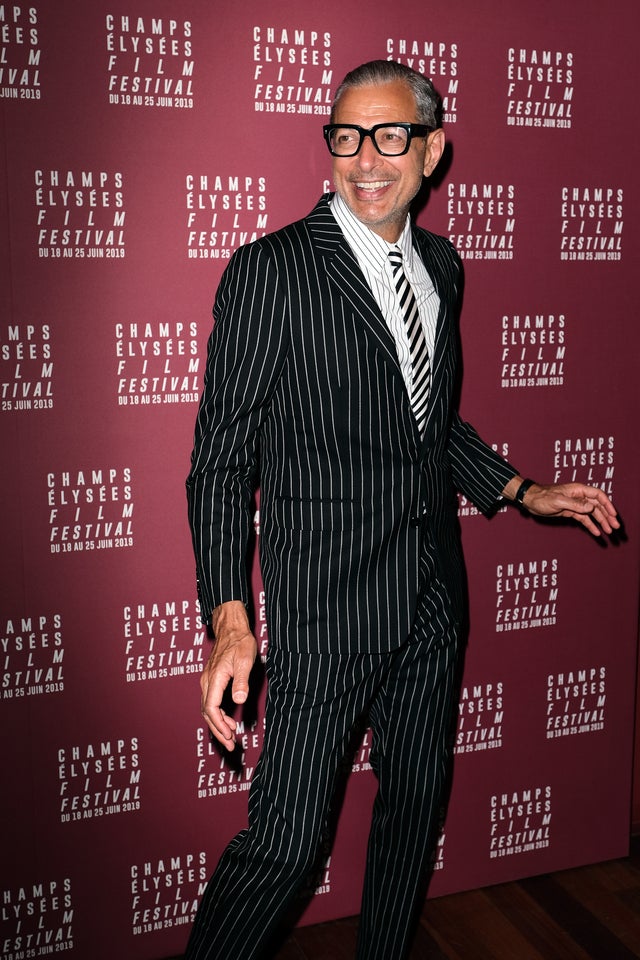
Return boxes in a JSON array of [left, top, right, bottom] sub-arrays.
[[330, 60, 442, 128]]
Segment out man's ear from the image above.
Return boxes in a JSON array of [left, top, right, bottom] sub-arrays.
[[423, 128, 445, 177]]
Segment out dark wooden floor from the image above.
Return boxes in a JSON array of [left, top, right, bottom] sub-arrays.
[[171, 837, 640, 958]]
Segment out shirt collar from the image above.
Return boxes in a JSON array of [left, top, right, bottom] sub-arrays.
[[330, 192, 414, 270]]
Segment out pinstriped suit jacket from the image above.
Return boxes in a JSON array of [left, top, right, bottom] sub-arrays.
[[186, 194, 517, 654]]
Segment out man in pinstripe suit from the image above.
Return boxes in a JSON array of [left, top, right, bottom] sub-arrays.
[[185, 61, 618, 959]]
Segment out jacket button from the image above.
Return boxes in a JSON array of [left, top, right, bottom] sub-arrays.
[[410, 516, 421, 527]]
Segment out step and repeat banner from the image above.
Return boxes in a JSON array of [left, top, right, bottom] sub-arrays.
[[2, 1, 639, 958]]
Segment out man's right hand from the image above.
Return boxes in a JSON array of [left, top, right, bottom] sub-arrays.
[[200, 600, 258, 750]]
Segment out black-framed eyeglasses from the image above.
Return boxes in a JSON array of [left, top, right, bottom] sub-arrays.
[[323, 122, 431, 157]]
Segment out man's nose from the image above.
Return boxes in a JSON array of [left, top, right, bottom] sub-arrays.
[[357, 135, 382, 169]]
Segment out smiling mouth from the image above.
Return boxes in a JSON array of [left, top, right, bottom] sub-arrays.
[[353, 180, 394, 191]]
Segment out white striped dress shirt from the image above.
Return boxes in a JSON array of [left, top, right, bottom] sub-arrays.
[[330, 191, 440, 402]]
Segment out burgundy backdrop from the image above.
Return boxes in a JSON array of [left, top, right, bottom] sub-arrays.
[[2, 2, 639, 958]]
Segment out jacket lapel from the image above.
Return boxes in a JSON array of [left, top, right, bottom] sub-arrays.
[[305, 196, 459, 450], [306, 197, 404, 376]]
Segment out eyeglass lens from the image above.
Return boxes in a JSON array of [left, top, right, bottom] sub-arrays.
[[328, 125, 410, 156]]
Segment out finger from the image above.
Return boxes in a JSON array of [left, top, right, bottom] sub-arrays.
[[202, 670, 237, 747], [592, 493, 620, 524], [563, 494, 615, 534], [199, 663, 219, 710], [591, 505, 617, 535], [579, 515, 602, 537], [574, 486, 619, 523], [572, 504, 614, 537], [203, 680, 237, 743], [204, 708, 237, 751], [231, 657, 253, 704], [566, 509, 601, 537], [576, 494, 618, 534]]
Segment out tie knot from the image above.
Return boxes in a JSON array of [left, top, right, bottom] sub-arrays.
[[388, 249, 403, 269]]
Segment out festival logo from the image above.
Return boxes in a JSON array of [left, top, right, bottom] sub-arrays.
[[314, 857, 331, 896], [552, 435, 615, 495], [48, 466, 134, 554], [252, 25, 332, 116], [506, 48, 573, 128], [1, 612, 64, 700], [116, 320, 200, 405], [490, 784, 551, 858], [432, 831, 446, 872], [186, 173, 269, 261], [351, 728, 372, 775], [124, 598, 205, 683], [255, 582, 268, 661], [546, 666, 606, 739], [58, 735, 141, 823], [455, 680, 504, 754], [0, 5, 41, 101], [106, 14, 194, 109], [500, 313, 566, 389], [496, 557, 559, 632], [36, 169, 126, 260], [1, 877, 73, 959], [560, 187, 623, 262], [447, 183, 516, 260], [131, 850, 207, 936], [1, 322, 53, 412], [386, 35, 459, 123]]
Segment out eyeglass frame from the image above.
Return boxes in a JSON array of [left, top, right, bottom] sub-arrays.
[[322, 122, 432, 157]]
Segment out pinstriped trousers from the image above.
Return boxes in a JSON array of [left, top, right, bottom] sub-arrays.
[[185, 580, 461, 960]]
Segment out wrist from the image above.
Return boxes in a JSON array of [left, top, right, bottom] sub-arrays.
[[513, 477, 536, 509], [211, 600, 251, 637]]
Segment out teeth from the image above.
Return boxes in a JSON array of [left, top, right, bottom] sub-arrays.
[[356, 181, 391, 190]]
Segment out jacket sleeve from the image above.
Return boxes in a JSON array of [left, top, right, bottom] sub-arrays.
[[424, 232, 519, 514], [186, 241, 289, 624], [448, 411, 519, 514]]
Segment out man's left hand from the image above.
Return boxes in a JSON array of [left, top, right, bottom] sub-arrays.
[[503, 477, 620, 538]]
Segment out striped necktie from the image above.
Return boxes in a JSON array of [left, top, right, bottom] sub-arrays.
[[388, 249, 431, 432]]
